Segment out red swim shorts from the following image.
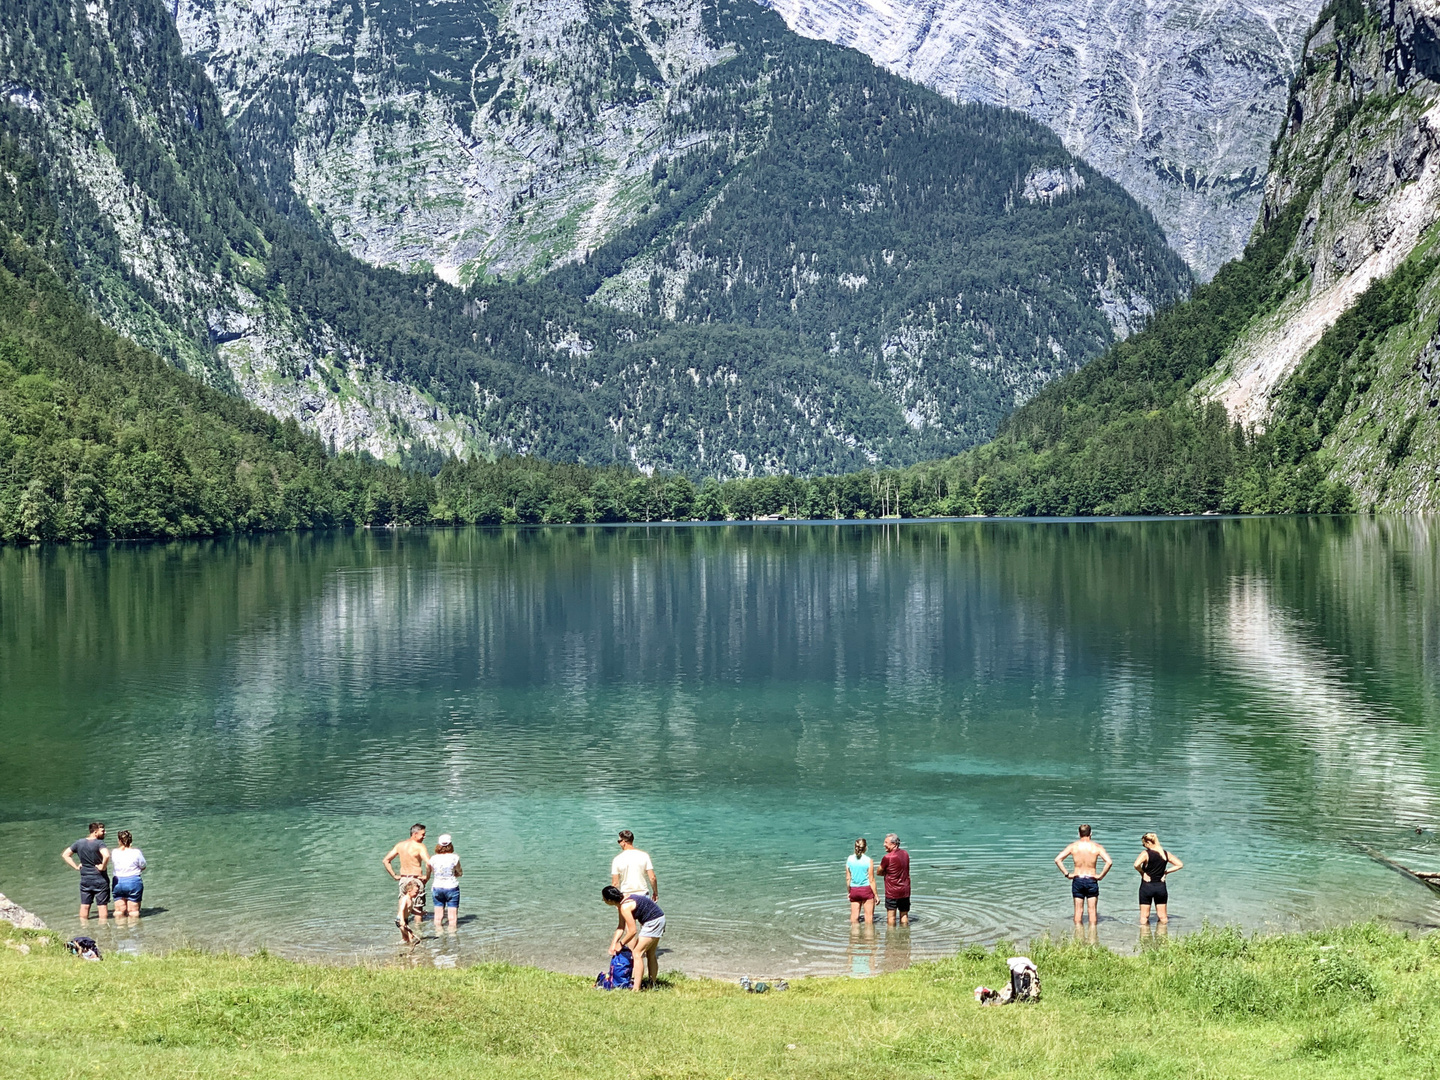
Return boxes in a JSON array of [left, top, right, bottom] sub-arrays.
[[849, 886, 876, 903]]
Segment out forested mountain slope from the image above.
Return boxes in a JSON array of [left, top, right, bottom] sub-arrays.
[[895, 0, 1440, 513], [761, 0, 1323, 280], [2, 0, 1189, 475], [0, 137, 435, 543]]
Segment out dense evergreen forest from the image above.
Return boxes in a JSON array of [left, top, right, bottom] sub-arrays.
[[0, 0, 1189, 475], [0, 121, 1361, 544], [0, 0, 1398, 542], [0, 139, 435, 543]]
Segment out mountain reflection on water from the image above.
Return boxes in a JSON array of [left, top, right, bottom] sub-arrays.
[[1, 518, 1437, 975]]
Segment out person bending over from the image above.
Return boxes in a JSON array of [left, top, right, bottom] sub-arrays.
[[602, 885, 665, 991], [396, 879, 424, 944], [1055, 824, 1111, 926]]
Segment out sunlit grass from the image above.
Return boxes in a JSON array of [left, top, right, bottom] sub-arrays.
[[1, 923, 1436, 1078]]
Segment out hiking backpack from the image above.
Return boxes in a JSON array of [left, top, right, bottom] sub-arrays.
[[1007, 957, 1040, 1002], [594, 948, 634, 990]]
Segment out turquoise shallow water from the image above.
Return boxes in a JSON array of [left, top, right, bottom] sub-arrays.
[[1, 518, 1438, 977]]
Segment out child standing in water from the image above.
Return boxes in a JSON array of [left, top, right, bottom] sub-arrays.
[[846, 838, 877, 924], [396, 879, 424, 944]]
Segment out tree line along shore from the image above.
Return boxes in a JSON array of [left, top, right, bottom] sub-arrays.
[[0, 142, 1385, 546], [0, 921, 1435, 1077]]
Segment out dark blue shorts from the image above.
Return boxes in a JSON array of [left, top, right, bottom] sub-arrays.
[[432, 886, 459, 909], [1071, 876, 1099, 899], [112, 876, 143, 902], [80, 879, 110, 906]]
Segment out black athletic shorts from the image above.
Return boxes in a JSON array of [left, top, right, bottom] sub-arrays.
[[80, 879, 110, 906], [1139, 881, 1168, 906], [884, 895, 911, 913]]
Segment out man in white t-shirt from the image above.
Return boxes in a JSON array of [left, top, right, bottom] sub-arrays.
[[610, 830, 658, 900]]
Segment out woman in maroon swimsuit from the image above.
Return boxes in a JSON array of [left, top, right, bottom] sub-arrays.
[[845, 838, 877, 924]]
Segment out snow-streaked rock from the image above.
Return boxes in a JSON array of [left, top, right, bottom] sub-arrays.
[[759, 0, 1323, 279]]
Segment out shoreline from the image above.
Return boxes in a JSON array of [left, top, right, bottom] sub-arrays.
[[8, 886, 1437, 980], [3, 920, 1437, 1079], [0, 512, 1390, 550]]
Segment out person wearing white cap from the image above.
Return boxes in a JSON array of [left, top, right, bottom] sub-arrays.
[[430, 834, 463, 930]]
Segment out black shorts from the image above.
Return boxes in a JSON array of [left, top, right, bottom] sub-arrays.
[[1071, 876, 1099, 899], [1139, 881, 1168, 906], [80, 880, 110, 906], [884, 895, 911, 913]]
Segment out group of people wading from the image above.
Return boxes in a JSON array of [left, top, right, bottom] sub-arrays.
[[380, 824, 667, 990], [849, 825, 1182, 934], [58, 817, 1182, 984]]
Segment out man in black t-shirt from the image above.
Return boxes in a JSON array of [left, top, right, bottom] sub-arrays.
[[61, 821, 111, 920]]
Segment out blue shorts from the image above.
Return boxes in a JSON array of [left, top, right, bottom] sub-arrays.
[[432, 886, 459, 909], [80, 879, 110, 906], [1072, 876, 1099, 899], [112, 876, 144, 902]]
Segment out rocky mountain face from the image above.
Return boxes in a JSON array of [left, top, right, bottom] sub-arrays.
[[171, 0, 1191, 462], [0, 0, 499, 462], [2, 0, 1189, 475], [174, 0, 732, 283], [1199, 0, 1440, 508], [760, 0, 1325, 280], [903, 0, 1440, 514]]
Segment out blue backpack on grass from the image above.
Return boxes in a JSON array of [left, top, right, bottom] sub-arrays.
[[595, 948, 634, 990]]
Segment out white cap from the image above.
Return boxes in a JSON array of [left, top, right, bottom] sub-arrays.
[[437, 834, 452, 846]]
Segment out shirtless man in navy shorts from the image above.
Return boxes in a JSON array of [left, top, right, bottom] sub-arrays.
[[1055, 824, 1112, 926]]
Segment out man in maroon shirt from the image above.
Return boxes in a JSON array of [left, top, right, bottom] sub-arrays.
[[879, 833, 911, 925]]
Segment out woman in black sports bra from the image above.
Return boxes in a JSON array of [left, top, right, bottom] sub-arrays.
[[1134, 832, 1183, 925]]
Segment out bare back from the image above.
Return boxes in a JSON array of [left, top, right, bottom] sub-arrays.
[[1058, 838, 1110, 878], [384, 838, 430, 879], [1069, 839, 1103, 876]]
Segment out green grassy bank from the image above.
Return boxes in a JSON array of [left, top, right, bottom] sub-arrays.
[[1, 924, 1437, 1079]]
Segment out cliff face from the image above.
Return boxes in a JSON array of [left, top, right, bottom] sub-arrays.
[[175, 0, 731, 283], [0, 0, 492, 461], [1201, 0, 1440, 509], [759, 0, 1324, 280]]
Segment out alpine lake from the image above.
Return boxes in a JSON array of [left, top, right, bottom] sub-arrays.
[[1, 517, 1438, 979]]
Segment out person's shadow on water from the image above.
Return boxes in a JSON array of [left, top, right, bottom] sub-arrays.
[[137, 907, 168, 918]]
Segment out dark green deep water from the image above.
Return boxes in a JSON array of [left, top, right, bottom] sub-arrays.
[[1, 518, 1438, 976]]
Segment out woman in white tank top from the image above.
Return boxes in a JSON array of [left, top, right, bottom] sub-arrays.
[[430, 835, 462, 930]]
